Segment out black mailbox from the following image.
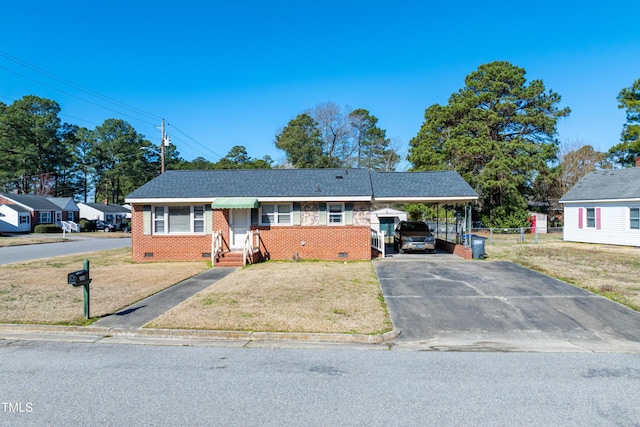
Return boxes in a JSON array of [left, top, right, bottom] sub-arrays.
[[67, 270, 89, 286]]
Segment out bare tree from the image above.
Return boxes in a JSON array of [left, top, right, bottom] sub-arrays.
[[559, 139, 611, 192], [306, 101, 353, 167]]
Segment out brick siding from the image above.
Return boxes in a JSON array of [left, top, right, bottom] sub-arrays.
[[131, 204, 373, 262], [253, 225, 372, 261]]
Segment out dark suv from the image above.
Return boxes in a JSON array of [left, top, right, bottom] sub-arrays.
[[393, 221, 436, 253], [91, 219, 114, 232]]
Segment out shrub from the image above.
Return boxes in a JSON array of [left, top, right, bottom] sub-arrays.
[[34, 224, 62, 234], [79, 218, 96, 232]]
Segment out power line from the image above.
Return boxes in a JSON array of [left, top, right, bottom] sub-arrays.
[[169, 124, 224, 160], [0, 51, 222, 163], [0, 50, 162, 122], [0, 64, 158, 127]]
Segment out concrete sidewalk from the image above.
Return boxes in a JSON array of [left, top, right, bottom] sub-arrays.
[[94, 267, 238, 329]]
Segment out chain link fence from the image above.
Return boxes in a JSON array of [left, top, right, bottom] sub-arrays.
[[425, 217, 563, 246]]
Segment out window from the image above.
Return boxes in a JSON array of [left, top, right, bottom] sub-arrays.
[[631, 208, 640, 230], [328, 203, 344, 225], [153, 205, 206, 234], [154, 206, 165, 233], [67, 211, 75, 222], [19, 215, 29, 224], [260, 204, 291, 225], [56, 212, 61, 222], [38, 211, 52, 224], [586, 208, 596, 228], [194, 206, 205, 232]]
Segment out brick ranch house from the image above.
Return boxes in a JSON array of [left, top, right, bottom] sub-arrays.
[[125, 169, 478, 266]]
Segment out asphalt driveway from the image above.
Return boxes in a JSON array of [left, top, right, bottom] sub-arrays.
[[374, 254, 640, 352]]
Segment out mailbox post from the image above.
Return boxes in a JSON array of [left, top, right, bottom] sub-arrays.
[[67, 259, 92, 319]]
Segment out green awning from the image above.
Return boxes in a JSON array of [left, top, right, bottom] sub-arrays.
[[211, 198, 259, 209]]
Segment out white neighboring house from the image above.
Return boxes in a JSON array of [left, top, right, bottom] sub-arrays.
[[559, 166, 640, 247], [0, 192, 80, 232], [78, 203, 131, 227], [0, 204, 32, 232]]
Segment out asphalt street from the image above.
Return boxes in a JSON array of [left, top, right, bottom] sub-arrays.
[[1, 341, 640, 426], [375, 253, 640, 352], [0, 235, 131, 265]]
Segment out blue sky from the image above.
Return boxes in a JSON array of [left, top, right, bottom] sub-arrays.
[[1, 1, 639, 168]]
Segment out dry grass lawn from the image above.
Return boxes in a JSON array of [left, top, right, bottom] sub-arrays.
[[149, 261, 392, 335], [484, 232, 640, 311], [0, 248, 208, 325], [0, 236, 67, 247], [0, 232, 130, 247]]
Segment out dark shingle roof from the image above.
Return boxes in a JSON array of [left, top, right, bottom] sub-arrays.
[[48, 197, 78, 210], [0, 193, 60, 211], [371, 171, 478, 199], [126, 169, 373, 199], [1, 204, 31, 213], [126, 169, 479, 201], [80, 203, 131, 213], [560, 168, 640, 202]]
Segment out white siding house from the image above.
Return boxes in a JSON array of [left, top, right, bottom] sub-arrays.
[[0, 204, 31, 232], [560, 168, 640, 247], [78, 203, 131, 226]]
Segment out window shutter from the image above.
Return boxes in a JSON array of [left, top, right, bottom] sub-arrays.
[[143, 205, 152, 235], [596, 208, 601, 230], [578, 208, 583, 229], [345, 203, 353, 225], [205, 205, 212, 234], [318, 203, 327, 225], [251, 208, 259, 226], [292, 203, 301, 226]]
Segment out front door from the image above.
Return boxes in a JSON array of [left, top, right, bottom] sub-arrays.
[[379, 217, 395, 244], [230, 209, 251, 249]]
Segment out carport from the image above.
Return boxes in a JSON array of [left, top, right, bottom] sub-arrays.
[[370, 171, 478, 257]]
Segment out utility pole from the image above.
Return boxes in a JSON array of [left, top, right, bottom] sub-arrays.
[[160, 118, 166, 174]]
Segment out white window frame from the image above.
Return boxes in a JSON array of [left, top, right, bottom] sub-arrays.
[[19, 215, 30, 224], [260, 203, 292, 226], [630, 207, 640, 230], [67, 211, 75, 222], [38, 211, 52, 224], [152, 205, 206, 235], [585, 207, 596, 228], [328, 203, 345, 225]]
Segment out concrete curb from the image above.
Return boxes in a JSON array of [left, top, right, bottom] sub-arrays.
[[0, 323, 400, 346]]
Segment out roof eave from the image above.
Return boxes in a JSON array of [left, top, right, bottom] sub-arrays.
[[560, 198, 640, 204], [373, 196, 478, 204]]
